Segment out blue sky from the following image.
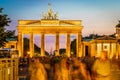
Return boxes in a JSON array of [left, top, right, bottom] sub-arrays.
[[1, 0, 120, 35], [0, 0, 120, 52]]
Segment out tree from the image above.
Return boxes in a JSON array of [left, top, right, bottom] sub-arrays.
[[0, 8, 15, 47]]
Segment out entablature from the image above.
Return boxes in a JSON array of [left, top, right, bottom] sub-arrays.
[[18, 20, 82, 26]]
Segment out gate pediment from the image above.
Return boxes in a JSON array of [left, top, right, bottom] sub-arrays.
[[18, 20, 82, 26]]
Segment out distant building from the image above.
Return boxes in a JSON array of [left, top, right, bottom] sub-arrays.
[[4, 37, 17, 50], [82, 21, 120, 59], [83, 36, 119, 59], [116, 20, 120, 39], [0, 37, 18, 58]]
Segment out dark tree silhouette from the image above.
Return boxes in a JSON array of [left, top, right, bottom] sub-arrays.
[[0, 8, 15, 47]]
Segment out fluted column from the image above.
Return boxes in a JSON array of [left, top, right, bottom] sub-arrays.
[[41, 33, 45, 56], [18, 32, 23, 57], [30, 32, 34, 57], [55, 33, 59, 56], [66, 33, 70, 57], [76, 32, 82, 57]]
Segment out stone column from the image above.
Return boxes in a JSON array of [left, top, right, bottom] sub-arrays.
[[55, 33, 59, 56], [116, 42, 119, 59], [41, 33, 45, 56], [18, 32, 23, 57], [30, 32, 34, 57], [94, 42, 97, 56], [66, 33, 70, 57], [101, 43, 103, 51], [83, 44, 85, 57], [109, 43, 111, 59], [76, 32, 82, 57]]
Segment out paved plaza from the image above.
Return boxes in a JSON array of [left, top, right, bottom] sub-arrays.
[[18, 57, 120, 80]]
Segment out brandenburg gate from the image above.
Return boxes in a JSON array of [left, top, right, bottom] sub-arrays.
[[17, 4, 83, 57]]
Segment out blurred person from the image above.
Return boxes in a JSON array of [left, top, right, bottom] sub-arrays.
[[29, 57, 48, 80], [28, 58, 35, 80], [70, 57, 91, 80], [54, 60, 62, 80], [92, 51, 111, 80], [110, 55, 120, 80], [61, 58, 70, 80], [111, 55, 119, 71]]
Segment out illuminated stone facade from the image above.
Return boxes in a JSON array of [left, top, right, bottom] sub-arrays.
[[79, 22, 120, 59], [16, 4, 120, 58], [4, 41, 17, 50], [17, 20, 83, 57], [17, 4, 83, 57], [90, 36, 118, 59], [0, 38, 17, 50]]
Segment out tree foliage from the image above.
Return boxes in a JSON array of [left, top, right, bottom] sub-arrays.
[[0, 8, 15, 47]]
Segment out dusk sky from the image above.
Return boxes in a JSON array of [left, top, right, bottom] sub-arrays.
[[0, 0, 120, 52]]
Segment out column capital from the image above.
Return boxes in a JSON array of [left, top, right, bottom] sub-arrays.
[[29, 32, 34, 34], [55, 33, 59, 35], [56, 32, 59, 34], [67, 32, 71, 34], [18, 32, 22, 34], [77, 32, 82, 34], [41, 32, 45, 34]]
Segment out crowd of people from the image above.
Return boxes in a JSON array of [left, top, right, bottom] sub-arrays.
[[26, 51, 120, 80]]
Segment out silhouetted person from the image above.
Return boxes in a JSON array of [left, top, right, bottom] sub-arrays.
[[29, 57, 48, 80]]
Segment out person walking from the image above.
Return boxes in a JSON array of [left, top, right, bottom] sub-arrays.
[[92, 51, 111, 80], [29, 57, 48, 80], [70, 57, 91, 80]]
